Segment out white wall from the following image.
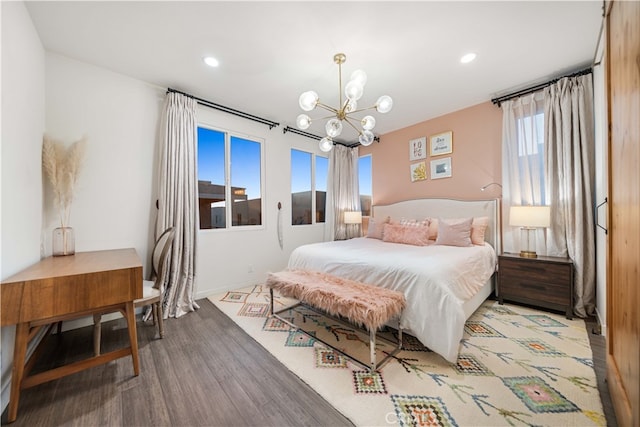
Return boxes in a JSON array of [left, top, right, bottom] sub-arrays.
[[44, 53, 162, 263], [1, 0, 46, 412], [196, 107, 326, 298]]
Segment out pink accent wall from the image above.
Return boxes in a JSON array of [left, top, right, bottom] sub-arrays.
[[360, 101, 502, 206]]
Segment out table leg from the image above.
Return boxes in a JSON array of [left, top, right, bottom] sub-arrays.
[[93, 313, 102, 356], [8, 323, 29, 423], [124, 301, 140, 376]]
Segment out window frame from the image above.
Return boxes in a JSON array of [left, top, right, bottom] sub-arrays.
[[197, 123, 265, 231], [290, 148, 328, 226]]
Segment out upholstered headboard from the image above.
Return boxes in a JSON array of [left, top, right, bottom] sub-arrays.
[[372, 198, 501, 253]]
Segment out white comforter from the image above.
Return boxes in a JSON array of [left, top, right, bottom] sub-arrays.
[[287, 237, 497, 363]]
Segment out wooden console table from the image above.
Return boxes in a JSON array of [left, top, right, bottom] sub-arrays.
[[1, 248, 143, 423]]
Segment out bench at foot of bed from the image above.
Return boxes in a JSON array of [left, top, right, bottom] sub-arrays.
[[266, 269, 406, 371]]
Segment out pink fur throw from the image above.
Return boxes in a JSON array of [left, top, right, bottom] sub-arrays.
[[266, 270, 406, 331]]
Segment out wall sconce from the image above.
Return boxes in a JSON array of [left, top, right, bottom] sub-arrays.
[[509, 206, 550, 258], [480, 182, 503, 192]]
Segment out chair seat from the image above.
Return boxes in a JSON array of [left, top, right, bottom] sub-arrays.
[[142, 280, 160, 299]]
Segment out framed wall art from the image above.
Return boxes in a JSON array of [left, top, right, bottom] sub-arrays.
[[409, 136, 427, 161], [430, 157, 452, 179], [410, 162, 427, 182], [430, 131, 453, 156]]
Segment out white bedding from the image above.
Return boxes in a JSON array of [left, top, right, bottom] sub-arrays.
[[287, 237, 497, 363]]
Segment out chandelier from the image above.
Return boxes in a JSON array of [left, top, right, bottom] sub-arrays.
[[296, 53, 393, 152]]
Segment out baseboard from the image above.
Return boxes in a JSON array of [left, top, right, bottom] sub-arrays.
[[595, 307, 607, 338]]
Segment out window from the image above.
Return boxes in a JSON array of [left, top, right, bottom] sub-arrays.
[[197, 126, 263, 229], [359, 155, 372, 216], [515, 109, 547, 204], [291, 149, 327, 225]]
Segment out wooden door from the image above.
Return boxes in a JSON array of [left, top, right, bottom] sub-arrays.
[[606, 1, 640, 426]]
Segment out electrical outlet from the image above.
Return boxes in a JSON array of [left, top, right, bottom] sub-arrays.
[[248, 264, 254, 273]]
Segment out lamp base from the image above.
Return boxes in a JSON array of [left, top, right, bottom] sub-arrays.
[[519, 250, 538, 258]]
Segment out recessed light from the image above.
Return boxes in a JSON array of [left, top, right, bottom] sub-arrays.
[[460, 53, 476, 64], [203, 56, 219, 67]]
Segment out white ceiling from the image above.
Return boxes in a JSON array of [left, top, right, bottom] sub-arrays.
[[25, 1, 603, 141]]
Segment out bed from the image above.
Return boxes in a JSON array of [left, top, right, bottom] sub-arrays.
[[287, 198, 501, 363]]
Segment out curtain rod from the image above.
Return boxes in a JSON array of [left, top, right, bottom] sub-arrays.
[[167, 88, 279, 129], [282, 126, 381, 149], [282, 126, 353, 147], [491, 67, 593, 107]]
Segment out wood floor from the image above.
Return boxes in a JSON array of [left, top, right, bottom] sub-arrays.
[[2, 299, 617, 426]]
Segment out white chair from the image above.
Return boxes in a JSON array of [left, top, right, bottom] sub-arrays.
[[93, 227, 176, 355]]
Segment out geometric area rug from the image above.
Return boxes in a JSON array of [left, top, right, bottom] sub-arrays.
[[209, 285, 605, 426]]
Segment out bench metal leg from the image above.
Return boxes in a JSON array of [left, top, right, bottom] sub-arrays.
[[268, 289, 403, 372], [370, 328, 378, 371]]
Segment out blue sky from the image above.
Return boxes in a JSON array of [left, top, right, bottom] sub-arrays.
[[198, 127, 372, 199]]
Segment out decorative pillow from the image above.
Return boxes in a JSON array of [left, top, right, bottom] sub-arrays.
[[400, 218, 431, 228], [366, 216, 390, 240], [427, 218, 439, 240], [434, 217, 473, 247], [470, 216, 489, 245], [382, 223, 430, 246]]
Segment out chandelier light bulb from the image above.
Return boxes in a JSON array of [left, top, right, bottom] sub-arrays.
[[375, 95, 393, 114], [350, 69, 367, 87], [319, 137, 333, 152], [325, 118, 343, 137], [359, 130, 375, 146], [345, 99, 357, 113], [296, 114, 312, 130], [345, 80, 364, 101], [299, 91, 319, 111], [361, 115, 376, 131]]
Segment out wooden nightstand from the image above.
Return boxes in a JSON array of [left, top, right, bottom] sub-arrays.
[[497, 253, 574, 319]]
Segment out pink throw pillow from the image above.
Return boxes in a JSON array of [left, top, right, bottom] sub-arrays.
[[382, 223, 430, 246], [366, 216, 390, 240], [427, 218, 439, 240], [400, 218, 431, 228], [434, 217, 473, 247], [471, 216, 489, 245]]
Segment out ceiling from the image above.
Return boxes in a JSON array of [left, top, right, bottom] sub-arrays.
[[25, 1, 603, 141]]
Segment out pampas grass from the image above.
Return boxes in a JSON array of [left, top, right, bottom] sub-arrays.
[[42, 135, 87, 227]]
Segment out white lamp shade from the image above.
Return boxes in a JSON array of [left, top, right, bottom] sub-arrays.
[[344, 211, 362, 224], [509, 206, 551, 228]]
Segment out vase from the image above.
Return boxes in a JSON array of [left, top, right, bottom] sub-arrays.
[[53, 227, 75, 256]]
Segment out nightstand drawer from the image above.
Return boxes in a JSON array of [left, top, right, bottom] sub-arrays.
[[499, 278, 570, 306], [497, 253, 574, 319], [499, 260, 571, 287]]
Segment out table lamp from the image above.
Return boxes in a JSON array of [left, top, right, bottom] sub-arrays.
[[509, 206, 550, 258], [344, 211, 363, 238]]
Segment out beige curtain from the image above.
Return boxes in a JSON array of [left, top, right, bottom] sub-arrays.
[[544, 74, 596, 318], [324, 144, 361, 241], [157, 92, 199, 318]]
